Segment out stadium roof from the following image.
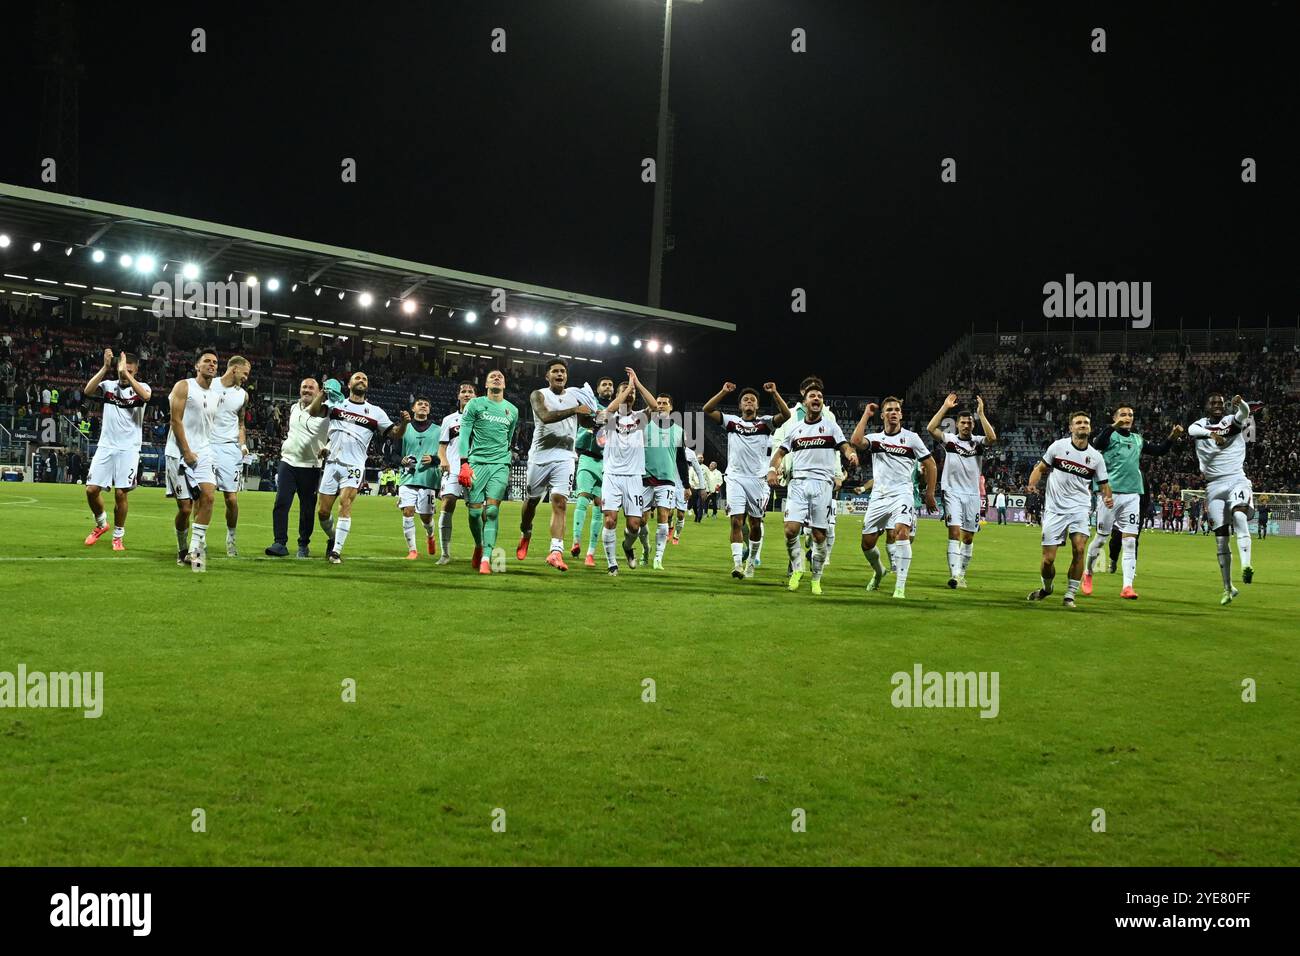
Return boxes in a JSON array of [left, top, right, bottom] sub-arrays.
[[0, 181, 732, 358]]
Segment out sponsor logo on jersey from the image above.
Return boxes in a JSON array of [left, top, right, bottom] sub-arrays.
[[870, 439, 918, 459], [944, 440, 980, 458], [103, 389, 143, 409], [1051, 456, 1096, 479], [330, 406, 379, 430], [792, 434, 837, 450], [727, 418, 772, 435]]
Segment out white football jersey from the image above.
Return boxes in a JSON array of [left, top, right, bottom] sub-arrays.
[[939, 432, 986, 496], [326, 399, 394, 469], [779, 416, 848, 482], [863, 428, 931, 496], [165, 377, 220, 457], [1041, 437, 1108, 514], [603, 411, 649, 477], [212, 382, 246, 444], [529, 386, 583, 465], [722, 414, 776, 479], [97, 380, 148, 452], [440, 411, 465, 472], [1191, 409, 1250, 481]]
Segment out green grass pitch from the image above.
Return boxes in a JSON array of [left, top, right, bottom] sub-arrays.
[[0, 483, 1296, 866]]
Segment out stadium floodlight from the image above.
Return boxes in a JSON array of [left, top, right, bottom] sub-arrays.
[[0, 234, 9, 248], [31, 242, 41, 252], [135, 254, 156, 273], [584, 330, 595, 343], [120, 254, 134, 268], [182, 262, 199, 279], [64, 246, 73, 256], [506, 317, 518, 329], [572, 326, 584, 341], [647, 339, 660, 352], [520, 317, 534, 333], [663, 343, 673, 354], [359, 292, 373, 307], [535, 321, 547, 336], [91, 249, 105, 263], [246, 274, 258, 287], [466, 311, 478, 323], [610, 334, 620, 346], [558, 326, 568, 337], [594, 330, 607, 344], [267, 278, 280, 291], [402, 299, 416, 314], [633, 338, 642, 349]]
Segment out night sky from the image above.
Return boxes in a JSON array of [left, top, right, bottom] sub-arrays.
[[3, 0, 1295, 399]]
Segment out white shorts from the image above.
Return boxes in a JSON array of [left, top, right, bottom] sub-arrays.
[[602, 474, 646, 518], [1095, 492, 1141, 536], [943, 491, 983, 533], [862, 491, 916, 534], [320, 460, 365, 496], [526, 458, 575, 500], [165, 450, 214, 500], [212, 443, 244, 493], [1042, 509, 1090, 546], [440, 474, 465, 499], [784, 477, 834, 531], [674, 483, 687, 512], [1206, 475, 1254, 528], [86, 448, 139, 490], [642, 482, 676, 511], [397, 485, 437, 513], [726, 475, 770, 518]]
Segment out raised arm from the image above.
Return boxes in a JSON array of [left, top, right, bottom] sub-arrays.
[[850, 402, 878, 448], [975, 395, 996, 444], [1231, 395, 1251, 425], [169, 380, 196, 465], [1142, 424, 1184, 457], [927, 392, 957, 442], [701, 382, 734, 423], [84, 348, 114, 395], [629, 369, 657, 411], [306, 385, 328, 418], [764, 382, 792, 427]]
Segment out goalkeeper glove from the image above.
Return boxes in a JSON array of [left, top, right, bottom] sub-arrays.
[[458, 462, 474, 488], [323, 378, 344, 403]]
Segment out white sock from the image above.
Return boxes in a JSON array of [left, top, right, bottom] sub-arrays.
[[885, 542, 897, 572], [1233, 512, 1252, 568], [824, 526, 835, 562], [749, 535, 763, 565], [319, 513, 334, 537], [1086, 530, 1105, 573], [190, 523, 207, 552], [655, 523, 669, 561], [864, 545, 883, 577], [603, 527, 618, 568], [1065, 577, 1081, 598], [334, 517, 352, 554], [961, 541, 973, 572], [112, 526, 124, 539], [1121, 535, 1137, 588], [786, 535, 804, 572], [810, 538, 826, 580], [638, 525, 650, 553], [731, 542, 744, 566], [550, 536, 563, 554], [95, 512, 108, 528], [226, 527, 236, 544], [947, 539, 962, 579], [439, 510, 452, 554], [894, 541, 912, 589], [402, 515, 417, 551], [1216, 534, 1233, 588], [421, 514, 435, 538]]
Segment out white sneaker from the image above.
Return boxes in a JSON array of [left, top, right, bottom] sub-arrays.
[[956, 575, 968, 588], [226, 539, 238, 558], [743, 561, 755, 579], [436, 554, 451, 565]]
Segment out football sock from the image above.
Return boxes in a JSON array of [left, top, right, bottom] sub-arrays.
[[550, 536, 563, 554], [421, 513, 434, 537], [318, 514, 334, 538], [402, 515, 417, 551], [961, 541, 973, 572], [885, 542, 897, 572], [572, 496, 590, 545], [587, 514, 601, 555], [1040, 566, 1055, 595], [1121, 536, 1137, 587], [655, 523, 669, 562], [864, 546, 884, 577], [638, 525, 649, 554], [189, 522, 207, 552], [785, 535, 804, 572], [334, 517, 352, 554], [1232, 511, 1252, 568], [94, 512, 107, 528], [674, 516, 684, 535], [810, 538, 826, 580], [731, 542, 744, 566], [603, 527, 618, 567], [1065, 578, 1081, 599], [824, 526, 835, 561], [481, 504, 500, 551], [748, 534, 763, 565], [439, 510, 453, 553], [1086, 530, 1105, 573], [894, 541, 912, 589], [1216, 534, 1232, 588], [947, 539, 963, 578], [468, 508, 483, 546], [113, 526, 124, 540]]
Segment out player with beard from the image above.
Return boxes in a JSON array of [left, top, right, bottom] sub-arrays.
[[307, 371, 410, 564], [211, 356, 252, 557], [1188, 392, 1256, 604], [926, 392, 998, 589], [570, 376, 616, 566], [82, 348, 150, 551], [397, 397, 442, 558], [165, 347, 221, 571], [599, 371, 654, 574]]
